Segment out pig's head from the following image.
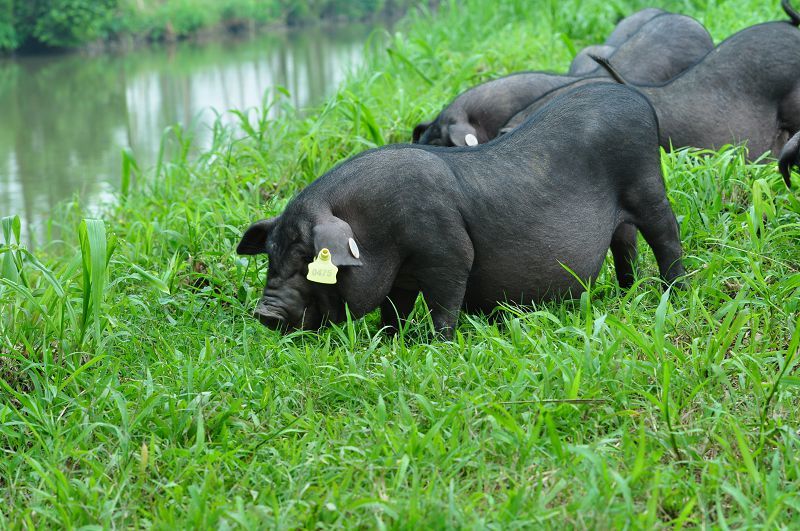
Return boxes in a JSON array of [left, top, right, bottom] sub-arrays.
[[237, 211, 363, 331], [412, 115, 481, 147]]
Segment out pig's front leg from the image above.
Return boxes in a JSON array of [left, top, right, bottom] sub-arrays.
[[412, 236, 474, 339]]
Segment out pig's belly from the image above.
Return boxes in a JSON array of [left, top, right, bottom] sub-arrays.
[[664, 102, 778, 158], [461, 225, 616, 311]]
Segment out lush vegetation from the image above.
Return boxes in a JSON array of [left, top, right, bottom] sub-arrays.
[[2, 0, 800, 527], [0, 0, 413, 51]]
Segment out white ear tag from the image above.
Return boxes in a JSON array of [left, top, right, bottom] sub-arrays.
[[465, 133, 478, 146], [348, 238, 360, 259]]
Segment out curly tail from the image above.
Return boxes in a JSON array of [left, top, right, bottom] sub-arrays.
[[589, 55, 628, 85], [784, 0, 800, 26], [778, 131, 799, 188]]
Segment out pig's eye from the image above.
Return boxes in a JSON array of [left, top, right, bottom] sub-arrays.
[[290, 244, 312, 261]]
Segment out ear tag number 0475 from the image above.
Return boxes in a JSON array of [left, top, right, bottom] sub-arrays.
[[307, 248, 338, 284]]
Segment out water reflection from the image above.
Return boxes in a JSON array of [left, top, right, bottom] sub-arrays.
[[0, 24, 376, 245]]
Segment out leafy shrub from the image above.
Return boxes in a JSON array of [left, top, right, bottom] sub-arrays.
[[0, 0, 414, 51], [321, 0, 386, 20], [155, 0, 215, 39], [218, 0, 282, 24], [12, 0, 117, 50], [0, 0, 16, 50]]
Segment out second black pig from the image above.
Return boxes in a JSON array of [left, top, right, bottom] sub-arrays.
[[413, 12, 711, 146], [504, 1, 800, 159], [569, 10, 710, 77]]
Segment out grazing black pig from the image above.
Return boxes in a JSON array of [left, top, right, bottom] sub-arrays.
[[238, 84, 685, 338], [504, 1, 800, 158], [570, 8, 663, 75], [412, 72, 577, 146], [414, 12, 711, 146], [605, 7, 665, 47], [570, 12, 712, 78]]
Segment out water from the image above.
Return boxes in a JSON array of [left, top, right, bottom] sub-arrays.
[[0, 23, 381, 245]]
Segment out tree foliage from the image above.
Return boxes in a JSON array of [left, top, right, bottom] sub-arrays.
[[0, 0, 16, 50], [0, 0, 414, 52], [6, 0, 117, 50]]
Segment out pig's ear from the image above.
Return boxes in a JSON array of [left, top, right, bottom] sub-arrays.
[[312, 217, 363, 267], [448, 123, 479, 147], [237, 218, 278, 255], [412, 121, 432, 143]]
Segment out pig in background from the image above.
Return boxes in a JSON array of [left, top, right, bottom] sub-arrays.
[[238, 84, 685, 338], [412, 10, 712, 147], [570, 8, 675, 75], [572, 12, 713, 82], [503, 0, 800, 161], [568, 7, 664, 74]]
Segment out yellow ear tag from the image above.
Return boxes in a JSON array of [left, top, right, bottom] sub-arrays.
[[307, 248, 338, 284]]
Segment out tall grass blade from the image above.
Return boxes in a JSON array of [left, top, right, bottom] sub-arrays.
[[79, 219, 109, 345], [386, 47, 434, 85], [155, 125, 174, 182], [1, 215, 21, 284], [120, 147, 139, 203]]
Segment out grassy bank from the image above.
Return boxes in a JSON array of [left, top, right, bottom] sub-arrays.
[[0, 0, 415, 52], [2, 0, 800, 527]]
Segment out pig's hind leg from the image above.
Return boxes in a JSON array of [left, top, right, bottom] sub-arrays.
[[609, 222, 638, 289], [629, 199, 685, 287], [623, 170, 686, 287], [410, 234, 475, 339]]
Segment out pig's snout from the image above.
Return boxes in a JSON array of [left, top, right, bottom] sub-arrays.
[[253, 303, 288, 330]]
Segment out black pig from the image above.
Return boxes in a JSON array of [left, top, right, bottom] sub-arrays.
[[576, 12, 713, 81], [414, 12, 711, 147], [504, 1, 800, 158], [238, 84, 685, 338], [412, 72, 575, 146], [568, 8, 666, 75], [605, 7, 665, 47]]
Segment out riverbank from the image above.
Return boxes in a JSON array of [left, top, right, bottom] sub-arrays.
[[0, 0, 419, 53], [106, 0, 411, 47], [2, 0, 799, 527], [0, 21, 380, 245]]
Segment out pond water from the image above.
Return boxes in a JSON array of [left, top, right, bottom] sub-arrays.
[[0, 23, 382, 245]]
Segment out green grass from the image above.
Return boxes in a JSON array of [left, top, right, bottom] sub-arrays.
[[2, 0, 800, 527]]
